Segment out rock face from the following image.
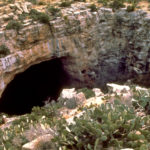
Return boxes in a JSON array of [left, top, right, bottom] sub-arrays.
[[0, 3, 150, 97]]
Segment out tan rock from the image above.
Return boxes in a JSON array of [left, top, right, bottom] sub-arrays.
[[13, 15, 19, 20], [8, 12, 14, 17], [15, 3, 23, 13], [4, 7, 12, 14], [22, 134, 53, 150], [107, 83, 130, 94], [21, 3, 29, 13], [16, 10, 22, 15], [3, 14, 10, 20], [61, 88, 76, 99], [0, 16, 4, 24], [76, 92, 86, 105], [0, 7, 3, 13], [23, 22, 31, 27], [9, 4, 16, 9], [25, 2, 32, 9], [93, 88, 103, 97], [84, 96, 104, 107]]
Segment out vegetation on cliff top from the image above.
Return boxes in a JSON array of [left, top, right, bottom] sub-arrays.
[[1, 0, 150, 32], [29, 9, 50, 24], [6, 20, 23, 31], [0, 44, 10, 58]]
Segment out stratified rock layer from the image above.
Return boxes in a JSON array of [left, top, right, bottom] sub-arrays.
[[0, 3, 150, 96]]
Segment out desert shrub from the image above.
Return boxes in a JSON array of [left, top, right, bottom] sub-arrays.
[[29, 9, 40, 20], [6, 20, 23, 31], [0, 102, 60, 150], [26, 0, 37, 4], [97, 0, 139, 8], [38, 13, 50, 24], [127, 5, 135, 12], [30, 9, 50, 24], [47, 6, 60, 16], [131, 86, 150, 114], [109, 0, 125, 11], [36, 141, 56, 150], [73, 0, 86, 2], [97, 0, 108, 6], [65, 97, 78, 109], [0, 44, 10, 57], [18, 13, 28, 22], [59, 1, 72, 7], [7, 0, 15, 3], [63, 15, 69, 24], [77, 88, 95, 99], [38, 1, 46, 5], [88, 4, 97, 12], [52, 100, 150, 149]]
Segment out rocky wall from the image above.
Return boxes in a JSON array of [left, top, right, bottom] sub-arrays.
[[0, 4, 150, 96]]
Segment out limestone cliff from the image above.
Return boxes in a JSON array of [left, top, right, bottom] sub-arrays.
[[0, 2, 150, 96]]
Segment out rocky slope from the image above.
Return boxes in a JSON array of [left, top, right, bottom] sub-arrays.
[[1, 84, 150, 150], [0, 1, 150, 97]]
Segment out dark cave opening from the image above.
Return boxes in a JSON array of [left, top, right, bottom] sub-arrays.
[[0, 58, 70, 115]]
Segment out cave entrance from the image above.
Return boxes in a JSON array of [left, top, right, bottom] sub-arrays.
[[0, 57, 70, 115]]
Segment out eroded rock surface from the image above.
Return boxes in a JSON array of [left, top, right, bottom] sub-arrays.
[[0, 3, 150, 97]]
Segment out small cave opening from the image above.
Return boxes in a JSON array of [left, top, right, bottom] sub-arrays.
[[0, 57, 70, 115]]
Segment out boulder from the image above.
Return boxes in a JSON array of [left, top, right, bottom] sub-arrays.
[[22, 134, 53, 150], [21, 3, 29, 13], [15, 3, 23, 13]]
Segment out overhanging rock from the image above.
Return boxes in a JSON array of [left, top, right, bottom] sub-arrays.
[[0, 5, 150, 97]]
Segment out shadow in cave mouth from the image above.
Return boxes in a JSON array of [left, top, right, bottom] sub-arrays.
[[0, 58, 70, 115]]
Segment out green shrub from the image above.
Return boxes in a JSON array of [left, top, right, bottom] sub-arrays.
[[65, 97, 78, 109], [97, 0, 108, 6], [77, 88, 95, 99], [18, 13, 28, 22], [131, 86, 150, 114], [127, 5, 135, 12], [6, 20, 22, 31], [26, 0, 37, 5], [73, 0, 86, 2], [63, 15, 69, 23], [0, 103, 60, 150], [2, 86, 150, 150], [36, 141, 55, 150], [30, 9, 50, 24], [109, 0, 125, 11], [136, 5, 141, 9], [47, 6, 60, 16], [88, 4, 97, 12], [52, 101, 150, 149], [59, 1, 72, 7], [0, 44, 10, 57], [29, 9, 40, 20], [38, 13, 50, 24], [38, 1, 46, 5], [7, 0, 15, 3]]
